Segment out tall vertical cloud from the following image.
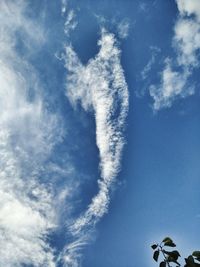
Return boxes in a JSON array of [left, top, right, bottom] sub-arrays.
[[62, 29, 129, 266], [150, 0, 200, 110]]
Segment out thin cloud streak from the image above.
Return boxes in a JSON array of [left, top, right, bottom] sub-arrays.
[[62, 28, 129, 266]]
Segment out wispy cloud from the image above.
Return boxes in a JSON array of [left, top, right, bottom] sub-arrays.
[[117, 19, 130, 39], [141, 46, 160, 81], [64, 10, 77, 36], [93, 14, 131, 40], [0, 1, 67, 266], [0, 1, 129, 266], [62, 28, 129, 266], [149, 58, 194, 110], [150, 0, 200, 110]]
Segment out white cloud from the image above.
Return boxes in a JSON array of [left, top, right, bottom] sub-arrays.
[[117, 20, 130, 39], [150, 0, 200, 110], [63, 28, 129, 266], [0, 1, 68, 266], [61, 0, 77, 36], [150, 60, 193, 110], [141, 47, 160, 81], [61, 0, 68, 15], [174, 17, 200, 67], [0, 1, 45, 56], [64, 10, 77, 36], [176, 0, 200, 20]]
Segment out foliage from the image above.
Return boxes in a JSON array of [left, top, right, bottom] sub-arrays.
[[151, 237, 200, 267]]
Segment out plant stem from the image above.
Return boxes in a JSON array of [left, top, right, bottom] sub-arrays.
[[159, 245, 171, 267]]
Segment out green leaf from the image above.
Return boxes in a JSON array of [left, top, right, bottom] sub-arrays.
[[162, 237, 176, 247], [185, 256, 196, 267], [151, 244, 158, 250], [164, 250, 180, 261], [193, 252, 200, 258], [153, 250, 160, 262], [160, 262, 166, 267], [164, 251, 180, 266], [162, 237, 173, 243]]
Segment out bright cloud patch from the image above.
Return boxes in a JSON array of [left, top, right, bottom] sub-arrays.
[[0, 1, 65, 266], [150, 0, 200, 110], [63, 29, 129, 266], [0, 1, 129, 266], [176, 0, 200, 20]]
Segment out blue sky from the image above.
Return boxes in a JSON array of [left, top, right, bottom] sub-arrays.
[[0, 0, 200, 267]]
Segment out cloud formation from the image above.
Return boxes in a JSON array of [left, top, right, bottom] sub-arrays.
[[150, 0, 200, 110], [117, 19, 130, 39], [0, 1, 66, 266], [141, 46, 160, 81], [1, 1, 129, 266], [63, 29, 129, 266]]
